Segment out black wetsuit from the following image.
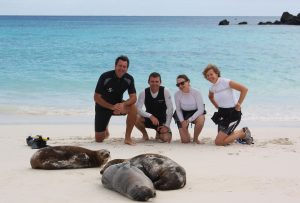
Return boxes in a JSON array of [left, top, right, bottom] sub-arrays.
[[94, 70, 136, 132], [144, 86, 167, 130]]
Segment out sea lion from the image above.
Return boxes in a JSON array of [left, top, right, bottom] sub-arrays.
[[30, 146, 110, 169], [101, 162, 156, 201], [100, 153, 186, 190]]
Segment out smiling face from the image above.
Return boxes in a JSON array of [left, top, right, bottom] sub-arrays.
[[148, 76, 161, 93], [205, 69, 219, 84], [176, 78, 189, 92], [114, 59, 128, 78]]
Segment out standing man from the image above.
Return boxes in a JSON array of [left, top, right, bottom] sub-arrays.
[[135, 72, 173, 143], [94, 55, 137, 145]]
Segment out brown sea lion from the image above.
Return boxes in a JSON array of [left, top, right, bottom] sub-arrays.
[[100, 153, 186, 190], [102, 162, 156, 201], [30, 146, 110, 169]]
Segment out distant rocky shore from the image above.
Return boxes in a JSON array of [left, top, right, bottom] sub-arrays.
[[218, 12, 300, 26]]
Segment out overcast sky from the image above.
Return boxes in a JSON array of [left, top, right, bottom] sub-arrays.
[[0, 0, 299, 16]]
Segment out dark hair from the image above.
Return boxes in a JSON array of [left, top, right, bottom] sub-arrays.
[[115, 55, 130, 68], [148, 72, 161, 83], [202, 64, 221, 78], [176, 74, 190, 82]]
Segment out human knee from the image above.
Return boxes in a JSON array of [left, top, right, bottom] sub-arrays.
[[159, 133, 172, 143], [215, 139, 225, 146], [136, 115, 145, 123], [195, 115, 205, 125], [128, 104, 137, 114], [95, 132, 106, 142]]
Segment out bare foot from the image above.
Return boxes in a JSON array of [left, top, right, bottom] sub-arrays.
[[193, 139, 201, 144], [124, 139, 135, 145]]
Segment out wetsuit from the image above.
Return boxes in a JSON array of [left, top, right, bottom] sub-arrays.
[[94, 70, 136, 132]]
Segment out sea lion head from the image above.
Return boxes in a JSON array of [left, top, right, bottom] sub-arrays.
[[129, 185, 156, 201], [154, 166, 186, 190], [100, 159, 127, 174], [95, 149, 110, 167]]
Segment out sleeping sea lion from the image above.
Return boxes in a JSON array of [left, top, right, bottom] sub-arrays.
[[100, 153, 186, 190], [30, 146, 110, 169], [101, 162, 156, 201]]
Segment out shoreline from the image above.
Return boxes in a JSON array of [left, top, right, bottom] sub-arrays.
[[1, 113, 300, 128]]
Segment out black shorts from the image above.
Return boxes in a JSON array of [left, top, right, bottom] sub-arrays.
[[144, 117, 164, 131], [95, 106, 125, 132], [173, 110, 198, 128], [211, 107, 242, 135]]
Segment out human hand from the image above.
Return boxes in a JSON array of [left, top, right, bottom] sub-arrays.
[[150, 115, 159, 126], [235, 103, 241, 111], [112, 103, 125, 114], [157, 125, 169, 134]]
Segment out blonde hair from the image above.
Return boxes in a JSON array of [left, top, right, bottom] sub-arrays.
[[202, 64, 221, 78]]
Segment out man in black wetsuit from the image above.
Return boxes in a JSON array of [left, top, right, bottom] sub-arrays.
[[135, 72, 173, 143], [94, 55, 137, 145]]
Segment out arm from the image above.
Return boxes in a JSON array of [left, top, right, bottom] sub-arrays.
[[174, 92, 184, 122], [188, 90, 205, 122], [94, 92, 114, 110], [208, 91, 218, 109], [115, 93, 137, 114], [123, 93, 137, 106], [115, 75, 137, 112], [136, 91, 152, 118], [229, 80, 248, 110], [123, 75, 137, 107], [164, 89, 174, 128]]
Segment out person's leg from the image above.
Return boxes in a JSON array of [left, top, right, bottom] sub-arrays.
[[124, 104, 137, 145], [179, 127, 190, 143], [158, 132, 172, 143], [157, 126, 172, 143], [215, 129, 245, 146], [95, 129, 109, 142], [135, 115, 149, 140], [214, 131, 228, 146], [192, 115, 205, 144], [95, 109, 111, 142], [174, 111, 190, 143]]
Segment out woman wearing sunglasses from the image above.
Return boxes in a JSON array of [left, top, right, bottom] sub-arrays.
[[173, 74, 205, 144]]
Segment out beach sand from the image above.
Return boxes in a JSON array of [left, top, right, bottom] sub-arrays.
[[0, 123, 299, 203]]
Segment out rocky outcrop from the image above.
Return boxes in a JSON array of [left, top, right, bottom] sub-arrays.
[[258, 21, 273, 25], [218, 19, 229, 25], [280, 12, 300, 25], [258, 12, 300, 25], [238, 21, 247, 25]]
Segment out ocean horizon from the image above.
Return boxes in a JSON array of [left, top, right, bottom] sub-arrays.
[[1, 16, 299, 127]]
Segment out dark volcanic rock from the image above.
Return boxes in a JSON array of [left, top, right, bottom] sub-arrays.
[[280, 12, 300, 25], [273, 20, 281, 25], [218, 19, 229, 25], [258, 21, 273, 25], [238, 21, 247, 25]]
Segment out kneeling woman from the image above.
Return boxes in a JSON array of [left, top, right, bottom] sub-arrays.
[[173, 74, 205, 144], [202, 64, 253, 146]]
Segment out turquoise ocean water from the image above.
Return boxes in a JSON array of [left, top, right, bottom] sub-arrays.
[[0, 16, 300, 126]]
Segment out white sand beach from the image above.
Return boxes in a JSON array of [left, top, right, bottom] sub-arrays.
[[0, 123, 300, 203]]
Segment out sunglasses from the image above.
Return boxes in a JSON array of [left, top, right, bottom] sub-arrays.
[[176, 81, 186, 87]]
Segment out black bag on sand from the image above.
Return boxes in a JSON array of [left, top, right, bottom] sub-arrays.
[[26, 135, 49, 149]]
